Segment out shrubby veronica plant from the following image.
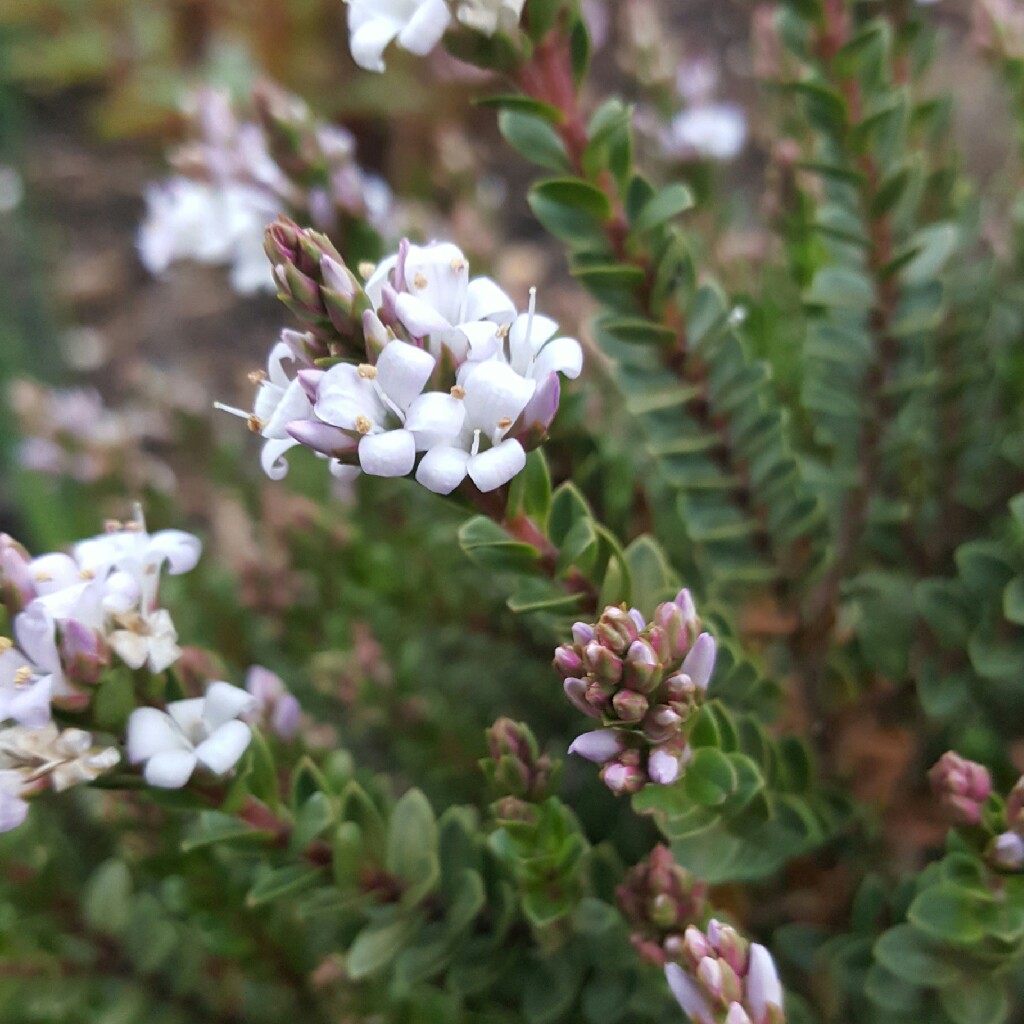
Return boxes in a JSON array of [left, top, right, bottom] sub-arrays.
[[3, 0, 1024, 1022]]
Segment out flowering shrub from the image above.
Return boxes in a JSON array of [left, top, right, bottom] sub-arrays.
[[3, 0, 1024, 1023]]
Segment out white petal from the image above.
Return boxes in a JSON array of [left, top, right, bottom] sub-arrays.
[[14, 603, 60, 671], [315, 363, 387, 430], [467, 438, 526, 492], [126, 708, 188, 764], [259, 380, 313, 439], [145, 611, 181, 673], [396, 0, 452, 55], [363, 253, 398, 309], [508, 312, 558, 374], [348, 16, 401, 72], [28, 553, 80, 595], [144, 749, 198, 789], [533, 336, 583, 381], [375, 340, 435, 412], [194, 720, 252, 775], [109, 630, 150, 670], [395, 292, 454, 336], [459, 320, 501, 362], [463, 277, 516, 324], [146, 530, 202, 576], [261, 437, 300, 480], [568, 729, 623, 763], [0, 787, 28, 832], [404, 392, 466, 449], [166, 698, 206, 738], [415, 445, 470, 494], [265, 340, 298, 389], [8, 676, 52, 729], [747, 944, 784, 1021], [462, 360, 535, 435], [203, 681, 257, 732], [358, 429, 416, 477], [402, 242, 467, 325]]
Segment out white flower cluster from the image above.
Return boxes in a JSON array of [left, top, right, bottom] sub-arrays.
[[139, 85, 392, 294], [345, 0, 526, 72], [661, 59, 747, 163], [221, 239, 582, 494]]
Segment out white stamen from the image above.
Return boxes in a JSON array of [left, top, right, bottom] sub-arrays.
[[470, 429, 482, 458]]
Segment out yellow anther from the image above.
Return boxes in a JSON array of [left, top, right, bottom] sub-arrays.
[[413, 273, 429, 289], [358, 261, 376, 281], [497, 417, 513, 430], [354, 416, 373, 436], [357, 364, 378, 379], [0, 637, 12, 653], [78, 568, 95, 581], [450, 385, 465, 399], [497, 324, 510, 339], [13, 666, 32, 686], [247, 414, 265, 434], [450, 256, 467, 272], [33, 571, 52, 583], [248, 369, 268, 384]]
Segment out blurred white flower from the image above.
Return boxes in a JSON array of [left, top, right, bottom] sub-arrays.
[[663, 103, 748, 162], [127, 682, 255, 789], [455, 0, 525, 35], [346, 0, 452, 72]]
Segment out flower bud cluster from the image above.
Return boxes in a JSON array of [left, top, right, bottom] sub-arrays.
[[616, 844, 709, 967], [482, 717, 556, 806], [218, 223, 582, 493], [138, 82, 393, 295], [556, 590, 716, 794], [665, 922, 785, 1024], [928, 751, 992, 826]]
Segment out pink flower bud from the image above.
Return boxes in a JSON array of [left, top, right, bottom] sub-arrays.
[[572, 622, 596, 647], [612, 688, 649, 723], [321, 255, 356, 302], [928, 752, 992, 826], [568, 729, 624, 764], [563, 677, 601, 718], [648, 748, 683, 786], [596, 606, 640, 652], [746, 943, 784, 1024], [654, 600, 687, 660], [627, 608, 647, 632], [271, 692, 302, 741], [601, 758, 646, 795], [296, 368, 325, 403], [553, 644, 583, 678], [287, 420, 358, 457], [666, 963, 715, 1024], [644, 704, 684, 743], [684, 925, 712, 967], [681, 633, 716, 691], [0, 535, 35, 613], [583, 641, 622, 684], [623, 639, 661, 693], [725, 1003, 753, 1024], [515, 372, 560, 447], [60, 620, 109, 685], [697, 956, 723, 1001], [990, 831, 1024, 871]]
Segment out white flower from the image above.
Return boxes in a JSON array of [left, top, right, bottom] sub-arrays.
[[0, 641, 52, 727], [127, 682, 256, 789], [499, 288, 583, 383], [138, 179, 278, 295], [665, 963, 715, 1024], [216, 338, 316, 480], [346, 0, 452, 72], [0, 723, 119, 793], [414, 358, 534, 494], [746, 944, 784, 1023], [315, 339, 464, 478], [663, 104, 747, 162], [455, 0, 525, 35], [365, 242, 516, 361]]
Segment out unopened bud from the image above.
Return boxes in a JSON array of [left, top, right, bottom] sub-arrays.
[[568, 729, 624, 764], [583, 641, 622, 684], [746, 944, 784, 1024], [571, 622, 595, 647], [60, 620, 109, 685], [613, 688, 649, 723], [321, 254, 357, 302], [684, 925, 713, 967], [649, 893, 678, 928], [596, 606, 640, 653], [644, 704, 683, 743], [564, 677, 601, 718], [553, 644, 583, 678], [680, 633, 717, 691], [654, 600, 687, 660], [601, 758, 646, 795], [928, 751, 992, 826], [675, 588, 698, 629], [0, 534, 35, 613], [714, 924, 749, 977], [697, 956, 724, 1001], [648, 747, 683, 785], [989, 831, 1024, 871], [623, 639, 661, 693], [725, 1003, 753, 1024]]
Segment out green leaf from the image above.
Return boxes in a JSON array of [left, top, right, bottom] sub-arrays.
[[531, 178, 612, 221], [1003, 577, 1024, 625], [182, 811, 275, 853], [523, 957, 581, 1024], [907, 885, 990, 945], [873, 925, 958, 986], [332, 821, 364, 890], [387, 789, 440, 904], [631, 183, 695, 234], [864, 964, 922, 1014], [506, 448, 552, 527], [84, 860, 133, 936], [939, 978, 1010, 1024], [458, 516, 540, 572], [445, 869, 485, 936], [477, 94, 561, 122], [291, 791, 336, 851], [803, 266, 875, 309], [684, 748, 739, 807], [599, 316, 678, 346], [570, 16, 591, 86], [498, 110, 571, 173], [347, 913, 423, 980], [623, 535, 677, 615], [246, 865, 323, 908]]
